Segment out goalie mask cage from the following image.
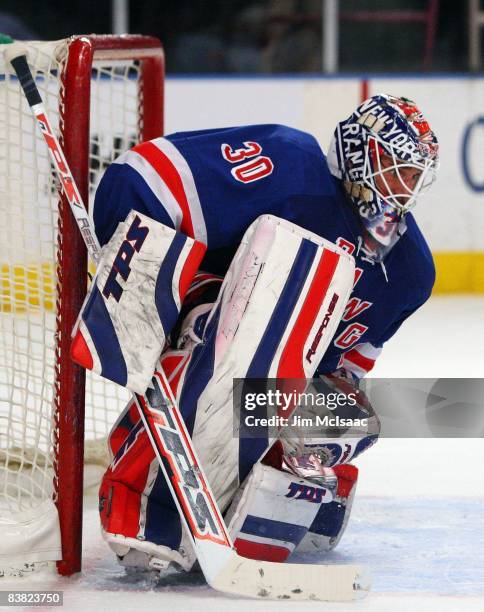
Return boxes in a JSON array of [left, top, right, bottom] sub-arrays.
[[0, 35, 164, 576]]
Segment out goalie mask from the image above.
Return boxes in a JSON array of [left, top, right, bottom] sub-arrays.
[[327, 94, 439, 249]]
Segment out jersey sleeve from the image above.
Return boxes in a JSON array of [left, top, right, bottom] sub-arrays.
[[343, 266, 434, 378], [337, 343, 383, 378], [372, 216, 436, 349], [93, 139, 208, 247], [93, 160, 174, 246], [337, 294, 429, 379], [373, 289, 433, 348], [335, 292, 429, 379], [337, 222, 435, 379]]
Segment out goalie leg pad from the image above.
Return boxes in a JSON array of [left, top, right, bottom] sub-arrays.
[[224, 463, 335, 562], [71, 209, 206, 393], [98, 349, 194, 569], [99, 472, 196, 571], [99, 279, 222, 569], [188, 214, 355, 507]]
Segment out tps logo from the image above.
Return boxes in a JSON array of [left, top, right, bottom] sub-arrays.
[[286, 482, 329, 503], [103, 215, 149, 301]]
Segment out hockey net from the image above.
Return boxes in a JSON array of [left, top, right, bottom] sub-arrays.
[[0, 35, 164, 575]]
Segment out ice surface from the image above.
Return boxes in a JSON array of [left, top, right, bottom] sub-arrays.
[[2, 296, 483, 610], [370, 296, 484, 379]]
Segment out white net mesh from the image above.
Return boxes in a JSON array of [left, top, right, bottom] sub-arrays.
[[84, 59, 138, 447], [0, 40, 135, 525]]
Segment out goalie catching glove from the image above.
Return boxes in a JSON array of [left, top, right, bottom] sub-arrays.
[[279, 370, 380, 470]]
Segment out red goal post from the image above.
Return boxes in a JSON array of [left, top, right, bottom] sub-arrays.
[[0, 34, 164, 576], [56, 34, 164, 577]]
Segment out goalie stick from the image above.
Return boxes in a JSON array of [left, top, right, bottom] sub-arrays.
[[5, 41, 370, 601]]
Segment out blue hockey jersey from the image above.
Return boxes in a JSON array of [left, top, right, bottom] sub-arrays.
[[93, 124, 435, 377]]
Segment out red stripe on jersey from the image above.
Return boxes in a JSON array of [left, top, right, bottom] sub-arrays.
[[344, 347, 376, 373], [277, 249, 340, 379], [133, 141, 195, 238], [234, 538, 290, 562]]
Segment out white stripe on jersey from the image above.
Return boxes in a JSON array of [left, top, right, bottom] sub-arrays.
[[341, 342, 382, 378], [342, 361, 367, 379], [114, 150, 183, 230], [152, 138, 208, 245], [353, 342, 382, 360]]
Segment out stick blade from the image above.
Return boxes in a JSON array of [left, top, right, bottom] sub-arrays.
[[211, 552, 371, 601]]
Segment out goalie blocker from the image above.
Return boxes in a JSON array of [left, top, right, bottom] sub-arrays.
[[97, 214, 358, 570], [71, 210, 207, 393]]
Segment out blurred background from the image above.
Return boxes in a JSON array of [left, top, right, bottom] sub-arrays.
[[0, 0, 481, 73]]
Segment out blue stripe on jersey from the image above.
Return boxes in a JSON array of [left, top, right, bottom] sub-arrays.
[[94, 163, 175, 246], [238, 239, 317, 484], [81, 285, 127, 386], [241, 515, 307, 546], [155, 233, 188, 336]]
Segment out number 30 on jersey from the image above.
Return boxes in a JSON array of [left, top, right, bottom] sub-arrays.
[[221, 141, 274, 184]]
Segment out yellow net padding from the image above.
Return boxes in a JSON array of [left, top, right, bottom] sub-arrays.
[[0, 262, 55, 313]]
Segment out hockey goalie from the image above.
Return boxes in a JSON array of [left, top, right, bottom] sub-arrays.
[[72, 94, 439, 573]]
